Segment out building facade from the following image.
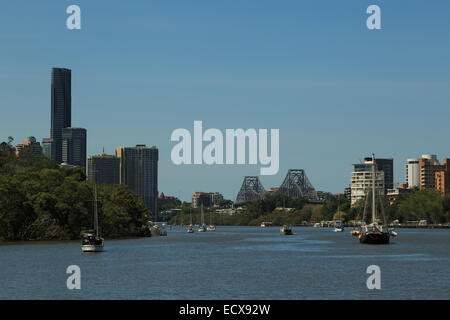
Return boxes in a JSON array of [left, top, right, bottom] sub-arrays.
[[50, 68, 72, 164], [62, 127, 87, 167], [15, 136, 42, 158], [88, 151, 120, 185], [435, 158, 450, 196], [364, 157, 393, 192], [42, 138, 55, 160], [405, 158, 420, 189], [116, 145, 159, 217], [351, 159, 385, 206], [419, 154, 445, 190], [192, 192, 224, 208]]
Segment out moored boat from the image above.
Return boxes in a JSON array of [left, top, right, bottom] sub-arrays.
[[354, 154, 394, 244], [82, 184, 104, 252], [198, 205, 207, 232], [280, 224, 293, 235]]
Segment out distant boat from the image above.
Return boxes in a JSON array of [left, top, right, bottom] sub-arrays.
[[260, 221, 272, 227], [280, 199, 293, 235], [280, 224, 293, 235], [207, 209, 216, 231], [334, 204, 344, 232], [198, 204, 207, 232], [352, 154, 393, 244], [149, 221, 167, 236], [82, 184, 104, 252], [187, 209, 194, 233]]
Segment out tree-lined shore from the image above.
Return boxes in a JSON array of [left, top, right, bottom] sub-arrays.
[[0, 138, 150, 241], [169, 188, 450, 227]]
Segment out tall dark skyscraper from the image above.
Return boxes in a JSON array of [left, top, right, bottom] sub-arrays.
[[88, 151, 120, 185], [50, 68, 72, 163], [62, 127, 87, 168], [116, 145, 159, 217]]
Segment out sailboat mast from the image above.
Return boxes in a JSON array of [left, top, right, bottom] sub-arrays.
[[94, 183, 99, 238], [201, 204, 204, 225], [371, 154, 376, 224]]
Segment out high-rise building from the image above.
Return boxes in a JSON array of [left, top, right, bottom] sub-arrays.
[[88, 151, 120, 185], [62, 127, 87, 167], [116, 145, 159, 216], [405, 158, 420, 189], [435, 158, 450, 196], [419, 154, 443, 190], [351, 159, 385, 206], [364, 157, 393, 192], [50, 68, 71, 163], [42, 138, 55, 159]]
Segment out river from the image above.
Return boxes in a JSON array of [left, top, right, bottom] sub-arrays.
[[0, 226, 448, 299]]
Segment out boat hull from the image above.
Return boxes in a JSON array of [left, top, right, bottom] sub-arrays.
[[359, 232, 390, 244], [82, 244, 104, 252]]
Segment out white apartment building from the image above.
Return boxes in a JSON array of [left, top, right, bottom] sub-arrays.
[[350, 160, 385, 206], [405, 158, 420, 189]]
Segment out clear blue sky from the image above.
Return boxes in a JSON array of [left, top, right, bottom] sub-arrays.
[[1, 1, 450, 201]]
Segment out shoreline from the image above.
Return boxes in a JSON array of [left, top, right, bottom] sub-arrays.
[[1, 225, 448, 244]]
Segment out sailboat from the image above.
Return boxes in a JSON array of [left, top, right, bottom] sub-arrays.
[[187, 209, 194, 233], [334, 203, 344, 232], [352, 154, 392, 244], [149, 198, 167, 236], [207, 209, 216, 231], [82, 183, 104, 252], [198, 205, 206, 232]]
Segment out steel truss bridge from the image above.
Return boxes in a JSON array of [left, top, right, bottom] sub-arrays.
[[235, 169, 319, 205]]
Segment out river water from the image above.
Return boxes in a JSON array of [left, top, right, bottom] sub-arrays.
[[0, 226, 448, 299]]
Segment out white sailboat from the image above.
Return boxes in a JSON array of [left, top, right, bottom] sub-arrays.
[[82, 183, 104, 252], [187, 209, 194, 233], [334, 203, 344, 232], [207, 209, 216, 231], [198, 205, 206, 232]]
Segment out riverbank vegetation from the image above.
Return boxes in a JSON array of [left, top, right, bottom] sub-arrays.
[[0, 138, 150, 241], [170, 189, 450, 227]]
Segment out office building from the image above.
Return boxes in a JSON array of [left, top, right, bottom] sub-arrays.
[[62, 127, 87, 167], [88, 150, 120, 185], [351, 158, 385, 206], [116, 145, 159, 216], [50, 68, 72, 164], [42, 138, 55, 159]]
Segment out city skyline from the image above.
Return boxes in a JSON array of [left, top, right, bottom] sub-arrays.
[[2, 1, 450, 201]]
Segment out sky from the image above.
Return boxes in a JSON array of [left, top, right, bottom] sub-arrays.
[[1, 0, 450, 202]]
